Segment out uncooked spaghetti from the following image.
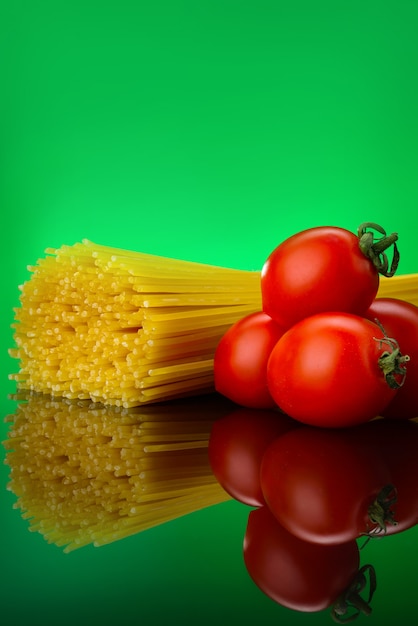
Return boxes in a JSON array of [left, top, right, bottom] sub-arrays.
[[377, 273, 418, 306], [9, 240, 261, 407], [3, 392, 233, 552]]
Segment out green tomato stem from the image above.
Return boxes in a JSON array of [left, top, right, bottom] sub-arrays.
[[367, 484, 398, 536], [373, 320, 410, 389], [331, 564, 377, 623], [357, 222, 400, 277]]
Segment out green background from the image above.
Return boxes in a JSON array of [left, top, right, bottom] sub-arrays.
[[1, 1, 417, 624]]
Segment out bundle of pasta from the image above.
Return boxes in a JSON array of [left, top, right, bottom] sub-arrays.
[[378, 273, 418, 306], [3, 393, 233, 552], [9, 240, 261, 407]]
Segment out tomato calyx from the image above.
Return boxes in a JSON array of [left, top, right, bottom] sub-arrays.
[[357, 222, 400, 278], [367, 484, 398, 538], [331, 564, 377, 623], [373, 327, 410, 389]]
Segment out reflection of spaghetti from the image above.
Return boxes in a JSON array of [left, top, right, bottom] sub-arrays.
[[3, 393, 233, 552], [9, 241, 261, 407]]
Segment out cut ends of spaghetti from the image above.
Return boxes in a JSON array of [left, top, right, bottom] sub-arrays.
[[9, 240, 262, 407]]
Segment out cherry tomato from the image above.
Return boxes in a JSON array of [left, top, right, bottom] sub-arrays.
[[208, 407, 298, 507], [260, 426, 394, 544], [214, 311, 286, 409], [267, 312, 406, 428], [358, 418, 418, 536], [243, 506, 364, 614], [365, 297, 418, 419], [261, 223, 399, 329]]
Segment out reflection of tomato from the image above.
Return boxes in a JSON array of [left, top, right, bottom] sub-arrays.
[[267, 312, 403, 427], [359, 418, 418, 536], [365, 297, 418, 419], [214, 311, 286, 409], [261, 225, 388, 329], [208, 407, 297, 507], [260, 426, 393, 544], [243, 506, 361, 613]]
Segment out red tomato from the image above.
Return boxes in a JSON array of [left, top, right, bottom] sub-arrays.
[[358, 418, 418, 536], [267, 312, 406, 427], [243, 506, 363, 614], [214, 311, 286, 409], [261, 224, 398, 329], [365, 297, 418, 419], [260, 426, 394, 544], [208, 407, 298, 507]]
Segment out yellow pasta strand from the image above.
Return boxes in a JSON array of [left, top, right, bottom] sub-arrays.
[[377, 273, 418, 306], [3, 393, 233, 552], [9, 240, 261, 407]]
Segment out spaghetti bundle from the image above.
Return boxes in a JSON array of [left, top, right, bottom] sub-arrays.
[[3, 393, 233, 552], [378, 273, 418, 306], [9, 240, 261, 407]]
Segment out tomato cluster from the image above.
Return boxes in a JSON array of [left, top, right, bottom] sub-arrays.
[[214, 222, 418, 427], [210, 223, 418, 620]]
